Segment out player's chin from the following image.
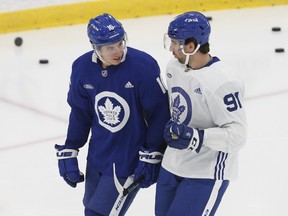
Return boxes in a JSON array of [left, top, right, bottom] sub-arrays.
[[173, 53, 181, 61], [108, 61, 120, 66], [174, 56, 185, 64]]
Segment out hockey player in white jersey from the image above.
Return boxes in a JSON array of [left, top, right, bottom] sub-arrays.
[[155, 11, 247, 216], [54, 13, 170, 216]]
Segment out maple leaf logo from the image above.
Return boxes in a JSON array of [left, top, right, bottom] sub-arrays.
[[171, 94, 185, 123], [98, 98, 121, 125]]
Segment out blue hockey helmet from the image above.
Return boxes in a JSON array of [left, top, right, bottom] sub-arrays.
[[87, 13, 125, 46], [167, 11, 211, 46]]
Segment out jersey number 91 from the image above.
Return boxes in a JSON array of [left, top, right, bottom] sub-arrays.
[[223, 92, 242, 112]]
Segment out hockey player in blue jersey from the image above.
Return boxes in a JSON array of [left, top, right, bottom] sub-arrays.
[[155, 12, 247, 215], [55, 13, 170, 216]]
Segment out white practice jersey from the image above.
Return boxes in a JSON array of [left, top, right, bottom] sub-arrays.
[[162, 57, 247, 180]]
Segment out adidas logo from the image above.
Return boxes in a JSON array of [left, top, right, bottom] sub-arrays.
[[194, 87, 202, 94], [125, 81, 134, 88]]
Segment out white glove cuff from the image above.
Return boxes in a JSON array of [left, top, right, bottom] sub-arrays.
[[187, 128, 200, 152], [56, 149, 78, 159], [139, 151, 163, 164]]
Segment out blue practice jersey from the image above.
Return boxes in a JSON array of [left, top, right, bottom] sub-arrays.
[[65, 47, 170, 177]]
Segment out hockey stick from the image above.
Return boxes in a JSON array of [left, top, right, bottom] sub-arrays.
[[112, 163, 144, 196], [110, 175, 133, 216], [110, 164, 144, 215], [123, 175, 144, 196]]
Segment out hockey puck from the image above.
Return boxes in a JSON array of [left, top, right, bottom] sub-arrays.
[[206, 16, 212, 21], [14, 37, 23, 46], [39, 59, 49, 64], [275, 48, 285, 53], [272, 27, 281, 32]]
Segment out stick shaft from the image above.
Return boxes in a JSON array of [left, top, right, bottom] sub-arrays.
[[123, 175, 144, 196]]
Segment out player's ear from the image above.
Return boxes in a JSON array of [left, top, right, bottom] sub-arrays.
[[185, 41, 196, 53]]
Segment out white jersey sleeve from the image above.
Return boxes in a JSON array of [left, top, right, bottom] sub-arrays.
[[162, 57, 247, 180], [198, 62, 247, 153]]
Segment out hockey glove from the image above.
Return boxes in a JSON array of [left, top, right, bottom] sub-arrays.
[[164, 121, 204, 153], [134, 146, 163, 188], [55, 144, 84, 188], [164, 120, 175, 143]]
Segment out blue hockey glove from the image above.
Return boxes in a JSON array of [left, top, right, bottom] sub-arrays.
[[55, 144, 84, 188], [134, 147, 163, 188], [164, 121, 204, 153], [164, 120, 175, 143]]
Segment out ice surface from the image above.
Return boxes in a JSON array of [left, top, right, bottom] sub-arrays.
[[1, 5, 288, 216]]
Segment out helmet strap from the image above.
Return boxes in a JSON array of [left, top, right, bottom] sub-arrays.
[[121, 47, 127, 63], [94, 46, 127, 66], [181, 44, 200, 65], [95, 49, 110, 66]]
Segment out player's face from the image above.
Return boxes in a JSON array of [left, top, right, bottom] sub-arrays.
[[98, 40, 126, 67], [169, 39, 186, 64], [164, 34, 186, 64]]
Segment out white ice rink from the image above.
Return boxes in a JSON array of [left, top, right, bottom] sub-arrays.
[[1, 5, 288, 216]]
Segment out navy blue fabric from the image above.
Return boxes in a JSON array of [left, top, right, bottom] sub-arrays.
[[83, 162, 139, 216], [155, 167, 229, 216], [65, 47, 169, 177]]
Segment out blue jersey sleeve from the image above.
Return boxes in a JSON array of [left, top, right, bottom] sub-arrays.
[[136, 56, 170, 152], [64, 55, 93, 149]]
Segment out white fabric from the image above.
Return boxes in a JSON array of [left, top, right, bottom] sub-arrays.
[[139, 151, 163, 164], [162, 58, 247, 180], [56, 148, 78, 159], [187, 128, 200, 152]]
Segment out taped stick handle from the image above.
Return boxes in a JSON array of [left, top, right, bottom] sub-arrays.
[[123, 175, 145, 196]]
